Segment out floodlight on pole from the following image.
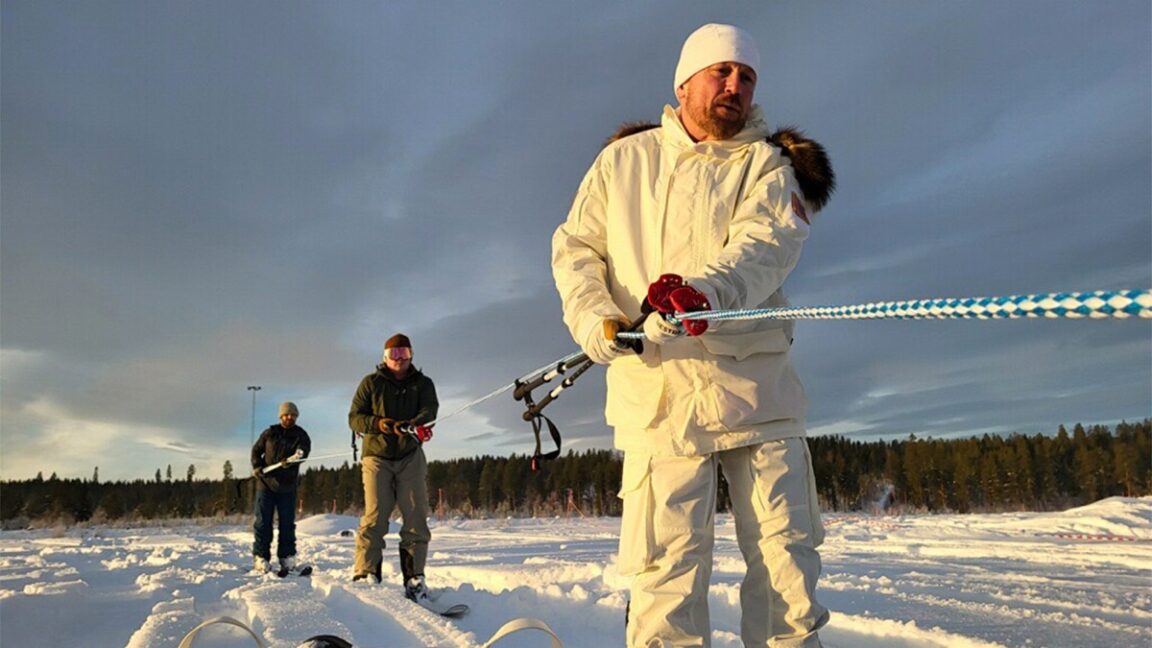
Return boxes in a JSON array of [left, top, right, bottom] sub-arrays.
[[247, 385, 262, 447]]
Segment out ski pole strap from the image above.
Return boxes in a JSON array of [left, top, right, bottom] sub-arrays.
[[513, 354, 597, 470], [518, 361, 563, 471], [528, 413, 562, 472]]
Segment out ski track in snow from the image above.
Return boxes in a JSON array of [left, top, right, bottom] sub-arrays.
[[0, 497, 1148, 647]]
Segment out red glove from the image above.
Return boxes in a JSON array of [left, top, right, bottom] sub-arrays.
[[646, 274, 685, 314], [669, 286, 711, 336], [646, 274, 711, 336], [414, 425, 434, 443]]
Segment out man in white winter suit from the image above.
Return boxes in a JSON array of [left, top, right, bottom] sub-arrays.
[[551, 24, 829, 647]]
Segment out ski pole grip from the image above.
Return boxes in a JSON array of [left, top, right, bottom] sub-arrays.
[[513, 377, 543, 402], [521, 358, 594, 420], [614, 313, 649, 354], [514, 355, 585, 401]]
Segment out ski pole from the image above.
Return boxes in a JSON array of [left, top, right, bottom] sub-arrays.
[[419, 350, 588, 428], [521, 358, 596, 420], [513, 313, 648, 419], [260, 451, 348, 474], [513, 354, 590, 402]]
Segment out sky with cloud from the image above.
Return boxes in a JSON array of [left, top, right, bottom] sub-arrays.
[[3, 1, 1149, 482]]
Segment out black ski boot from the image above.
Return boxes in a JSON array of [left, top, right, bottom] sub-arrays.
[[404, 574, 429, 602], [399, 547, 428, 601]]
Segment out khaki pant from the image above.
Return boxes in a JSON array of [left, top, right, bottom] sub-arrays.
[[619, 438, 827, 647], [353, 449, 431, 580]]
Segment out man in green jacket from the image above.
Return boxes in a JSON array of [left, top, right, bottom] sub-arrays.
[[348, 333, 438, 601]]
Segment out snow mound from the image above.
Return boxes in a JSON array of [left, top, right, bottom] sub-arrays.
[[297, 513, 388, 537], [824, 613, 1010, 648], [980, 496, 1152, 539]]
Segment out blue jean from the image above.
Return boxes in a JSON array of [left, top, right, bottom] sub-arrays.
[[253, 488, 297, 560]]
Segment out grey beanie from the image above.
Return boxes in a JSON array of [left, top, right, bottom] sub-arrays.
[[279, 401, 299, 416]]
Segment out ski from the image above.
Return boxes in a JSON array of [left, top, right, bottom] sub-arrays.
[[407, 579, 468, 617], [246, 563, 312, 577], [414, 598, 469, 618], [276, 564, 313, 578]]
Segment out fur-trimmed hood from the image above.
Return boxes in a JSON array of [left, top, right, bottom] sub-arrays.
[[602, 121, 835, 213]]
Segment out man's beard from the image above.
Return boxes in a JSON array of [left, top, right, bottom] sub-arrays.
[[686, 93, 747, 140]]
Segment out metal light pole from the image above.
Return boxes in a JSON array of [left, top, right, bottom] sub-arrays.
[[247, 385, 262, 447]]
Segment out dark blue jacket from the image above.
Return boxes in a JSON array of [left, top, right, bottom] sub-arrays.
[[251, 424, 311, 492]]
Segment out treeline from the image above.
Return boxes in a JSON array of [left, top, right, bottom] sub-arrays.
[[0, 450, 626, 528], [809, 420, 1150, 512], [1, 421, 1147, 527]]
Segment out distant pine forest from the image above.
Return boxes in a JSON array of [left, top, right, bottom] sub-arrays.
[[2, 420, 1148, 528]]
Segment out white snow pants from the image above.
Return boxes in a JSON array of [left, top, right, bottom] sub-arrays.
[[618, 438, 827, 647]]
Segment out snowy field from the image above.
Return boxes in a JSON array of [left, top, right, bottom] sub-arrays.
[[0, 497, 1148, 648]]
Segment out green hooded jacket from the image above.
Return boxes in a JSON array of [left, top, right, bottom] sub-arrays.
[[349, 365, 439, 460]]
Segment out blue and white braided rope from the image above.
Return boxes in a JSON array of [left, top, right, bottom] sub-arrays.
[[614, 290, 1150, 341], [685, 289, 1152, 323]]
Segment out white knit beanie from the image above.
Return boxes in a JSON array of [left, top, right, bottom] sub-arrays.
[[674, 23, 760, 91]]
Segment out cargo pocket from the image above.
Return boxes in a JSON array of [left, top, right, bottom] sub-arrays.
[[616, 453, 654, 576], [749, 438, 822, 542]]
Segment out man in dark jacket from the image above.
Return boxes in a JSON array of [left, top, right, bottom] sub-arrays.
[[349, 333, 438, 601], [251, 401, 311, 573]]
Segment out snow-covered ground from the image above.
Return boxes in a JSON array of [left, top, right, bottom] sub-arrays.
[[1, 497, 1148, 648]]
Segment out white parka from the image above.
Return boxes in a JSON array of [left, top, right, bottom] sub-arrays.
[[552, 104, 813, 456]]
